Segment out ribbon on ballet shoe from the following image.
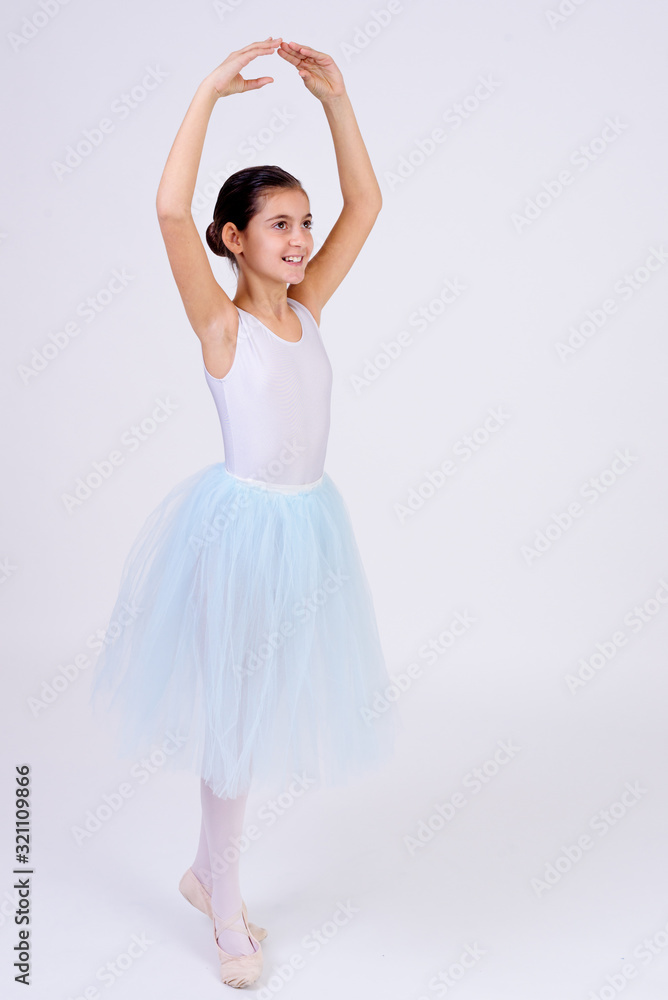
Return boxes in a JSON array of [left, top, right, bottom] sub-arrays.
[[213, 907, 263, 988], [178, 868, 268, 940]]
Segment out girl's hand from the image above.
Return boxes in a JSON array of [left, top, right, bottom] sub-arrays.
[[277, 41, 346, 102], [205, 37, 282, 99]]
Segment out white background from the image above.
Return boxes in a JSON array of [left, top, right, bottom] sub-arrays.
[[3, 1, 668, 997]]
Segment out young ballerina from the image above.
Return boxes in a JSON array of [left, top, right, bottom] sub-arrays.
[[92, 37, 396, 988]]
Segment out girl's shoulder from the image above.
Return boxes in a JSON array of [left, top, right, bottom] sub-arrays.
[[287, 295, 321, 329]]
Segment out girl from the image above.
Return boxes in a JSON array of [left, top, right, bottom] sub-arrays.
[[92, 37, 396, 988]]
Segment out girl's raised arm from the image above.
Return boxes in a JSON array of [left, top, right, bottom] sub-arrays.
[[276, 41, 383, 317], [156, 38, 282, 341]]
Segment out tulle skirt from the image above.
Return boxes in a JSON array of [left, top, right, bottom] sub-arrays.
[[91, 462, 397, 798]]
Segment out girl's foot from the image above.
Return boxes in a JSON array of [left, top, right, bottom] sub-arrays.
[[179, 867, 267, 940], [214, 907, 263, 987]]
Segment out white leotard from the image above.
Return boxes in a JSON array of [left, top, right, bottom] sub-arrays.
[[203, 298, 333, 487]]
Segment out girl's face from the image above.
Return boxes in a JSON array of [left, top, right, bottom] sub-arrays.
[[233, 187, 314, 283]]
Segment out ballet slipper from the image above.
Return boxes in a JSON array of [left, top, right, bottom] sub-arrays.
[[178, 868, 267, 941], [213, 905, 262, 988]]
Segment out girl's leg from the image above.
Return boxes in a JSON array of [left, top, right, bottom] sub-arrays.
[[191, 778, 257, 956], [191, 815, 213, 892]]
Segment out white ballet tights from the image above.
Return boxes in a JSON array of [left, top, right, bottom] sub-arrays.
[[191, 779, 257, 957]]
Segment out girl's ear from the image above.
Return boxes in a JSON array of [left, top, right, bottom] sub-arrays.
[[222, 222, 241, 254]]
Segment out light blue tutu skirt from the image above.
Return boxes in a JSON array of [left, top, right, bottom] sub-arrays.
[[91, 463, 397, 798]]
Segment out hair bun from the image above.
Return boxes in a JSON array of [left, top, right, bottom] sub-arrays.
[[206, 221, 225, 257]]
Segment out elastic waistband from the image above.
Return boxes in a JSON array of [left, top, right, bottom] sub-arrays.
[[226, 468, 324, 494]]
